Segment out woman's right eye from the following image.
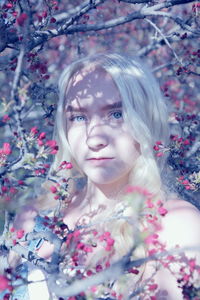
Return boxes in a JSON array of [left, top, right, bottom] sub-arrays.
[[69, 115, 87, 122]]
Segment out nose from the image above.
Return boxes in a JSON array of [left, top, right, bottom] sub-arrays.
[[86, 120, 109, 151]]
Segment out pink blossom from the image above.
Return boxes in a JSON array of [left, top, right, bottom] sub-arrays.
[[183, 274, 190, 282], [16, 13, 28, 26], [189, 259, 196, 271], [0, 275, 10, 291], [9, 187, 18, 194], [50, 17, 56, 23], [156, 152, 164, 157], [105, 261, 110, 268], [182, 179, 189, 185], [43, 164, 50, 168], [96, 264, 103, 272], [38, 132, 46, 140], [106, 237, 115, 247], [1, 186, 8, 193], [5, 3, 13, 9], [153, 145, 160, 151], [2, 115, 10, 122], [16, 229, 24, 239], [128, 268, 139, 274], [50, 148, 58, 155], [73, 230, 81, 238], [185, 185, 191, 190], [105, 245, 112, 251], [148, 248, 158, 256], [2, 143, 12, 155], [18, 180, 24, 185], [183, 139, 190, 145], [90, 286, 97, 293], [42, 11, 48, 18], [77, 242, 85, 250], [50, 186, 57, 193], [158, 207, 168, 216], [46, 140, 57, 148], [167, 255, 175, 262], [149, 283, 158, 291], [37, 139, 43, 146], [59, 161, 73, 169], [10, 227, 15, 233], [111, 292, 117, 298], [86, 270, 93, 276], [103, 231, 110, 238], [146, 199, 154, 208], [145, 233, 159, 245], [65, 162, 73, 169], [30, 127, 38, 135], [84, 246, 93, 253]]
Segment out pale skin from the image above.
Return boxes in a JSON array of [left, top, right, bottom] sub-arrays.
[[11, 66, 200, 299]]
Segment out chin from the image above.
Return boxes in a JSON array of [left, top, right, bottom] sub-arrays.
[[88, 175, 127, 186]]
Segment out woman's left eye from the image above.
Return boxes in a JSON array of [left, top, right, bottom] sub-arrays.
[[110, 111, 123, 120], [69, 115, 87, 122]]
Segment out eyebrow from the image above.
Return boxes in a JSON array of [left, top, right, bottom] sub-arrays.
[[65, 101, 122, 113]]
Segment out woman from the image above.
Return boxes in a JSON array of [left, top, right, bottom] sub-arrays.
[[8, 53, 200, 299]]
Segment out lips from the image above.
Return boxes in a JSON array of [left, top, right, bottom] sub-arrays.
[[87, 157, 114, 160]]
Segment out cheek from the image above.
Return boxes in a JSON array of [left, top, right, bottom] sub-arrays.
[[67, 128, 86, 161], [118, 133, 140, 158]]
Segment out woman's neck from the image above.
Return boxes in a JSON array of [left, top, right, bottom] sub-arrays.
[[82, 176, 129, 210]]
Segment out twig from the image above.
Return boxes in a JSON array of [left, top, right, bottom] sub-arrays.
[[145, 18, 183, 65], [119, 0, 151, 3], [185, 140, 200, 158], [11, 46, 25, 103]]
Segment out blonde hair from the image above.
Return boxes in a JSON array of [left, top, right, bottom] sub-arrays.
[[50, 52, 170, 200]]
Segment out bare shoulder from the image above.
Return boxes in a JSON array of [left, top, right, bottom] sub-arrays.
[[164, 197, 199, 212], [159, 198, 200, 253], [163, 198, 200, 221]]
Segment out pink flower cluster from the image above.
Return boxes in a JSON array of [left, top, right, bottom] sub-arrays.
[[178, 176, 195, 191], [170, 134, 192, 146], [0, 275, 12, 292], [2, 115, 10, 123], [0, 143, 12, 155], [50, 181, 70, 202], [98, 231, 115, 252], [0, 177, 20, 203], [153, 141, 167, 157], [10, 227, 25, 245], [29, 127, 59, 158], [59, 161, 73, 170]]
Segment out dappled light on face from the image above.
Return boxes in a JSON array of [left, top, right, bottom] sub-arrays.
[[65, 66, 120, 110], [64, 67, 140, 190]]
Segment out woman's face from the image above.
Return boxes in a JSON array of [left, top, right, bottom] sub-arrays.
[[65, 66, 140, 187]]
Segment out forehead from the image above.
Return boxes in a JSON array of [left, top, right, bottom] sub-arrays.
[[65, 66, 121, 109]]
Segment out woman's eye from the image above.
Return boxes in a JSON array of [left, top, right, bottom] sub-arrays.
[[110, 111, 123, 120], [69, 115, 87, 122]]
